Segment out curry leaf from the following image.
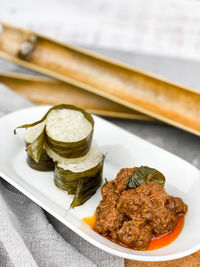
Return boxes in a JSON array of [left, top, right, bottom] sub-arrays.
[[96, 206, 101, 216], [126, 166, 165, 190]]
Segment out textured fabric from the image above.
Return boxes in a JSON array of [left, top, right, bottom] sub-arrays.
[[0, 84, 124, 267]]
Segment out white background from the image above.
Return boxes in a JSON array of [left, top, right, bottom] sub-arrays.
[[1, 0, 200, 61]]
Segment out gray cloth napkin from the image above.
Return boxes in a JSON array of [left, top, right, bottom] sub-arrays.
[[0, 83, 124, 267]]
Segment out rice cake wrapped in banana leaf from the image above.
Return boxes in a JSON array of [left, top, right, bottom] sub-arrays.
[[15, 104, 94, 170], [15, 104, 103, 208], [45, 106, 93, 158], [25, 121, 54, 171], [47, 146, 104, 208]]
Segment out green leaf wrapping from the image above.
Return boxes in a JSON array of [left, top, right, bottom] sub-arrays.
[[54, 158, 104, 208], [45, 131, 93, 158], [26, 127, 46, 163], [26, 142, 54, 171], [126, 166, 165, 190], [15, 104, 94, 162]]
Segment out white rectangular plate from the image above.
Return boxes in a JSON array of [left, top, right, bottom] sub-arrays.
[[0, 106, 200, 261]]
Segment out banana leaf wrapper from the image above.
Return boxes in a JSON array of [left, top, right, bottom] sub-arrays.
[[14, 104, 94, 162], [25, 142, 54, 171], [54, 158, 104, 208]]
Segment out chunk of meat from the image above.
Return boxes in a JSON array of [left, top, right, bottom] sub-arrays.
[[114, 168, 136, 193], [95, 169, 135, 234], [95, 180, 123, 234], [166, 196, 188, 214], [117, 182, 180, 236], [149, 208, 178, 236], [117, 189, 141, 218], [117, 181, 168, 219], [101, 180, 116, 198], [94, 200, 124, 233], [117, 218, 152, 249]]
